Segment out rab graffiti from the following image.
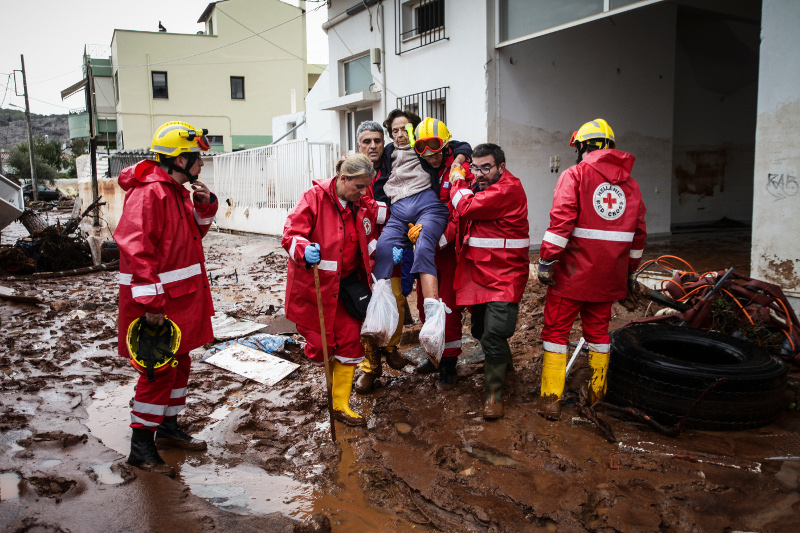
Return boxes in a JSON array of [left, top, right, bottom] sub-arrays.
[[766, 173, 798, 200]]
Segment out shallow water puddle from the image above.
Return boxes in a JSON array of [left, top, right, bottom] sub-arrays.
[[179, 462, 312, 515], [37, 459, 62, 468], [0, 472, 21, 501], [92, 462, 125, 485], [86, 381, 136, 456], [394, 422, 413, 434], [464, 444, 517, 466], [86, 380, 417, 528], [0, 428, 31, 454]]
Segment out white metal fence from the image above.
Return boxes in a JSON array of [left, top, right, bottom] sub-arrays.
[[213, 140, 337, 210]]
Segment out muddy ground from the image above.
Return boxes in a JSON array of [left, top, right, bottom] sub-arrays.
[[1, 225, 799, 532]]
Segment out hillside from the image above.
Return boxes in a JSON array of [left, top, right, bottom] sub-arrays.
[[0, 109, 69, 148]]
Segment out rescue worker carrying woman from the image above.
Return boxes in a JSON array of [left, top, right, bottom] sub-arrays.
[[408, 117, 475, 389], [116, 121, 218, 477], [282, 153, 387, 426], [536, 118, 647, 420]]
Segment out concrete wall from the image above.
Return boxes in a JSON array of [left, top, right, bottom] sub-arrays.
[[112, 0, 307, 152], [325, 0, 490, 150], [670, 5, 760, 227], [496, 4, 677, 246], [76, 154, 217, 233], [751, 0, 800, 304]]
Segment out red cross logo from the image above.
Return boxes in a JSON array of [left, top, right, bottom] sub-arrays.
[[603, 193, 617, 210]]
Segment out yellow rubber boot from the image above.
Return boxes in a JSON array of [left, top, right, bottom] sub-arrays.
[[331, 360, 366, 427], [387, 276, 405, 349], [357, 338, 382, 377], [588, 351, 610, 405], [537, 350, 567, 420]]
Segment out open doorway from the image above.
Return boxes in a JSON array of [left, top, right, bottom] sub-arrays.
[[670, 2, 761, 232]]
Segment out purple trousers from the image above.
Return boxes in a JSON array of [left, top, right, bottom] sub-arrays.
[[374, 189, 448, 279]]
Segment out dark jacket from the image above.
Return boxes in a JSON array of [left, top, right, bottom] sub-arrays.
[[371, 140, 472, 205]]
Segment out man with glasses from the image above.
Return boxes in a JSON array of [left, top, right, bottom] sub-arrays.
[[536, 119, 646, 420], [408, 117, 474, 389], [449, 144, 530, 419]]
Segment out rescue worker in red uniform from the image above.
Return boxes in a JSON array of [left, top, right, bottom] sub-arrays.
[[354, 115, 471, 393], [536, 119, 647, 420], [353, 120, 408, 394], [409, 117, 475, 389], [282, 153, 386, 426], [450, 143, 530, 419], [116, 121, 218, 476]]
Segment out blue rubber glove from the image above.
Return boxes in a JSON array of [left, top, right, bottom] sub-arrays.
[[392, 246, 404, 265], [304, 243, 321, 264]]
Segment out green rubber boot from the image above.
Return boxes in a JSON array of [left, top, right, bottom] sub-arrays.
[[483, 361, 507, 420]]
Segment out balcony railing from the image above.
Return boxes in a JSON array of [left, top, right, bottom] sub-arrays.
[[397, 87, 448, 123], [396, 0, 447, 55]]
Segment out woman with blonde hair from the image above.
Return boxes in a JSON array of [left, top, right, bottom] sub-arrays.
[[282, 153, 388, 426]]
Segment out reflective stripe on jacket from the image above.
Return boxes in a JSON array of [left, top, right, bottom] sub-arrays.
[[539, 149, 647, 302], [282, 177, 386, 334], [115, 160, 217, 356], [450, 169, 530, 305]]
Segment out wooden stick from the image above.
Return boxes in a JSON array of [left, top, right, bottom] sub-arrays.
[[313, 264, 337, 443]]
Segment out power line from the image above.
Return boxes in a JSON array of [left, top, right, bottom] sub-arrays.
[[216, 7, 308, 65], [115, 3, 325, 69], [0, 74, 12, 108]]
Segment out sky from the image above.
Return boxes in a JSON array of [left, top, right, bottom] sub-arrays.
[[0, 0, 328, 116]]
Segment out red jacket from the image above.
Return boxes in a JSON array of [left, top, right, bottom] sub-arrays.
[[115, 160, 218, 356], [282, 178, 387, 334], [436, 151, 475, 252], [450, 169, 530, 305], [540, 149, 647, 302]]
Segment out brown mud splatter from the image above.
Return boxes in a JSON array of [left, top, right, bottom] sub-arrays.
[[1, 229, 798, 531]]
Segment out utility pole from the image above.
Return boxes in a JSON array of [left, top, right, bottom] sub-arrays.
[[86, 56, 99, 226], [20, 55, 38, 201]]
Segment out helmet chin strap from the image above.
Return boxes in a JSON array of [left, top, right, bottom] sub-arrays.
[[163, 152, 201, 182]]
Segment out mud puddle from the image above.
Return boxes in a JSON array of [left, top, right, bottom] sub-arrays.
[[86, 377, 422, 530]]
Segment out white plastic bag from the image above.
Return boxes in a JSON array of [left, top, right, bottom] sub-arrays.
[[419, 298, 451, 367], [360, 276, 399, 347]]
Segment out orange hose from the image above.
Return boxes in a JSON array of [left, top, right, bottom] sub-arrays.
[[773, 297, 794, 336], [655, 255, 695, 274], [720, 288, 754, 325]]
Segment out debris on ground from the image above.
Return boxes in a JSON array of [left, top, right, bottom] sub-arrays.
[[0, 197, 112, 276], [1, 231, 798, 532], [203, 344, 300, 386], [632, 255, 800, 367]]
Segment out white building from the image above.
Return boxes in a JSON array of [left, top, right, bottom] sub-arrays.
[[273, 0, 798, 306]]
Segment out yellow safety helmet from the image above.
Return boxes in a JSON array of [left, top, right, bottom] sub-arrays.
[[150, 121, 210, 161], [414, 117, 452, 156], [570, 118, 616, 150], [127, 316, 181, 382]]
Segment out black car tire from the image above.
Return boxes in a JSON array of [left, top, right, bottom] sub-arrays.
[[607, 324, 787, 430]]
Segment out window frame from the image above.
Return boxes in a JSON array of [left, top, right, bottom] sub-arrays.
[[230, 76, 245, 100], [151, 71, 168, 99], [396, 0, 447, 54], [342, 54, 373, 96]]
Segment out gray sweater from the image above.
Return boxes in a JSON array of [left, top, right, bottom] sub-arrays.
[[382, 145, 432, 204]]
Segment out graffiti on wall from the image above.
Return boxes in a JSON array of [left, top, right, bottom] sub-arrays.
[[766, 172, 798, 201]]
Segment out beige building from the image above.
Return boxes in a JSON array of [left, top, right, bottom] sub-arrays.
[[111, 0, 309, 152]]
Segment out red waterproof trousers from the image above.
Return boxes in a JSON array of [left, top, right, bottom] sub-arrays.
[[541, 295, 612, 354], [297, 297, 364, 366], [416, 245, 463, 359], [130, 353, 191, 431]]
